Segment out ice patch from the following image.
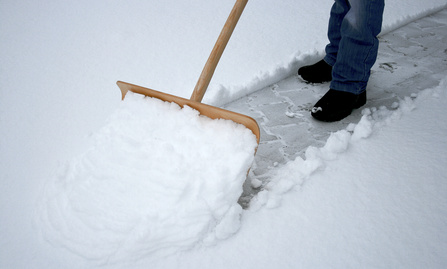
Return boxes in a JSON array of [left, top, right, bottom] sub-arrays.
[[38, 92, 257, 262]]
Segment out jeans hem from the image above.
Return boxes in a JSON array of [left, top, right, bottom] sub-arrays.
[[330, 81, 367, 95]]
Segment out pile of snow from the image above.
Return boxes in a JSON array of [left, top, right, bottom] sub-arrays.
[[38, 92, 257, 262]]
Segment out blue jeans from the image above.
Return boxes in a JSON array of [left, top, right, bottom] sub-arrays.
[[324, 0, 385, 94]]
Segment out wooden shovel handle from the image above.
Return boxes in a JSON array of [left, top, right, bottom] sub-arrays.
[[190, 0, 248, 103]]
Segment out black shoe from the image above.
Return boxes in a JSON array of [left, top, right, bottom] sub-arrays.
[[298, 60, 333, 83], [311, 89, 367, 122]]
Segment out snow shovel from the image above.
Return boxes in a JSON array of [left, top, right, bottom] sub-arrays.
[[117, 0, 260, 144]]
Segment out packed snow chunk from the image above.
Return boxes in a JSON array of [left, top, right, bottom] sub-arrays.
[[38, 92, 257, 262]]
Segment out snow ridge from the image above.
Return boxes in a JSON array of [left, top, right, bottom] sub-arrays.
[[248, 78, 446, 211]]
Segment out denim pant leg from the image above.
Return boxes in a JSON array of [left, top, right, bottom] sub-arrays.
[[325, 0, 385, 94], [324, 0, 350, 66]]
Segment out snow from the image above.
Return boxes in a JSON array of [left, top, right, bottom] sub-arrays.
[[38, 92, 257, 262], [1, 0, 447, 268]]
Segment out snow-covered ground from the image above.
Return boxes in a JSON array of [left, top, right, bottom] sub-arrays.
[[1, 1, 447, 268]]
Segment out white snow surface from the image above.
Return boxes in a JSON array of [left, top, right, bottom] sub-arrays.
[[1, 0, 447, 268]]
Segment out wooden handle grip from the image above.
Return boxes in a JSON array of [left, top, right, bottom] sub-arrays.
[[190, 0, 248, 103]]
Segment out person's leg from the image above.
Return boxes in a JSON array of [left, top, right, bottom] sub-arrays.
[[324, 0, 351, 66], [298, 0, 350, 83], [330, 0, 385, 94], [312, 0, 384, 122]]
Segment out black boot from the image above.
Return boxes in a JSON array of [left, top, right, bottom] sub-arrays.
[[298, 60, 333, 83], [311, 89, 367, 122]]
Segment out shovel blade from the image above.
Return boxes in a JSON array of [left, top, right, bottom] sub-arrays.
[[117, 81, 260, 144]]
